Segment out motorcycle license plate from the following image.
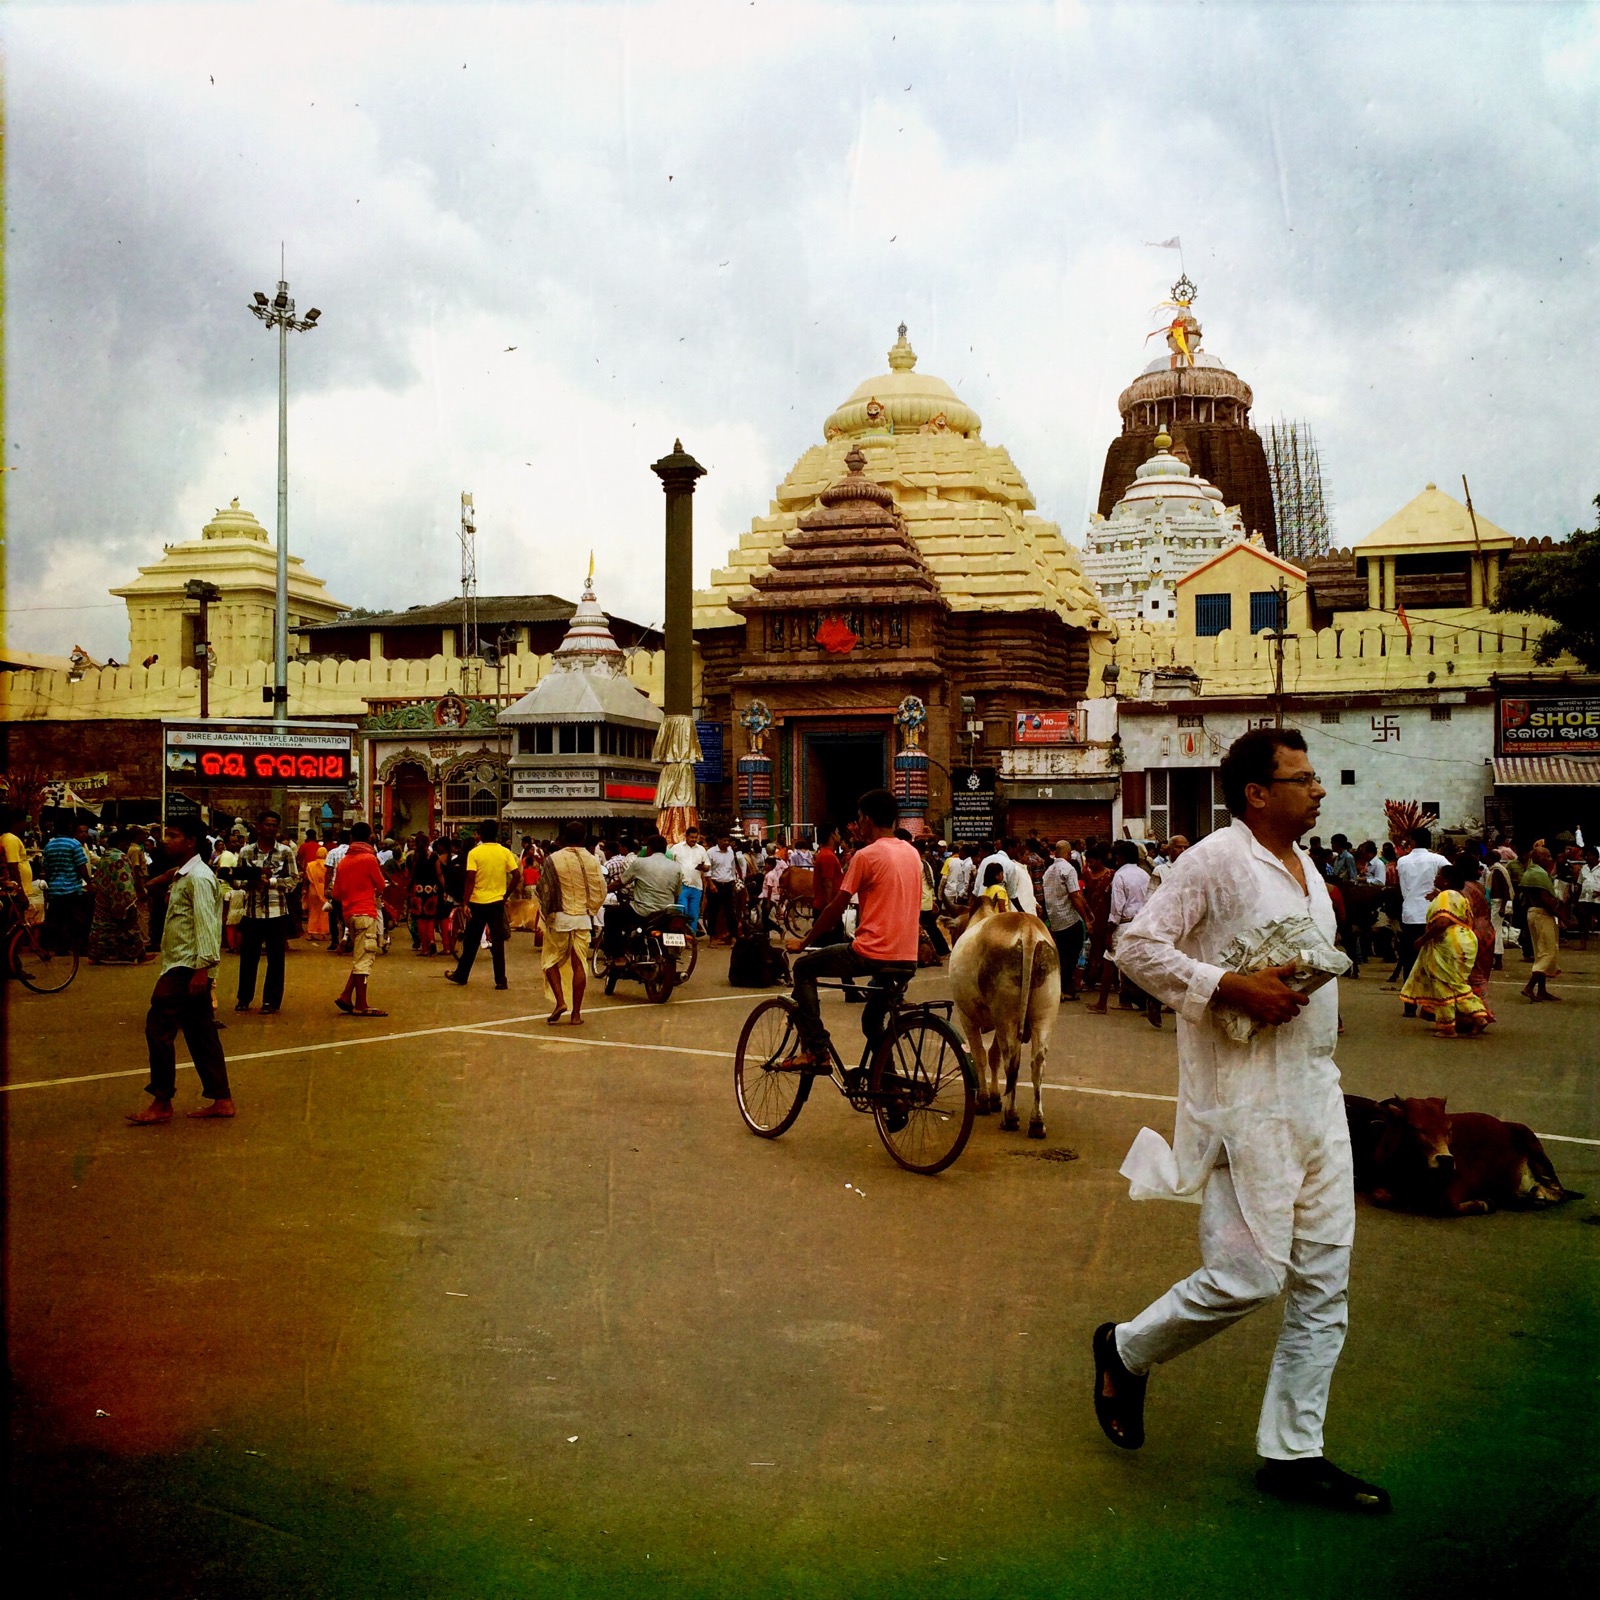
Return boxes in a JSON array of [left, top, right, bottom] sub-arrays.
[[660, 932, 687, 948]]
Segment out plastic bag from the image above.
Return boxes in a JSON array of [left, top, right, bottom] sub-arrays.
[[1212, 914, 1350, 1043]]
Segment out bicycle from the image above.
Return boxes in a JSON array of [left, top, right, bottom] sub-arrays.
[[1, 893, 80, 994], [734, 971, 975, 1175]]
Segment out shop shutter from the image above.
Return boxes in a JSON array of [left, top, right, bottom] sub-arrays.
[[1148, 768, 1170, 840]]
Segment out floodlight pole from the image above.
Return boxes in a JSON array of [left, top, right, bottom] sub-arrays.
[[249, 262, 320, 727]]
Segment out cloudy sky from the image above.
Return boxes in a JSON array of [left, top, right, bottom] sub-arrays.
[[5, 0, 1597, 661]]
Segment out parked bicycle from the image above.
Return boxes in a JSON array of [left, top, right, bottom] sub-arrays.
[[2, 893, 79, 994], [734, 972, 975, 1174]]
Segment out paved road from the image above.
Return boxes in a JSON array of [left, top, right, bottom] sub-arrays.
[[7, 933, 1598, 1598]]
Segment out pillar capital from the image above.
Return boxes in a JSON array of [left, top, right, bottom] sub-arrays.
[[651, 439, 706, 491]]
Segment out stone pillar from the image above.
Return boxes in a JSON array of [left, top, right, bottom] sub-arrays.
[[650, 440, 707, 843], [1367, 559, 1382, 612], [1381, 557, 1396, 611], [1469, 555, 1484, 608], [369, 630, 384, 663]]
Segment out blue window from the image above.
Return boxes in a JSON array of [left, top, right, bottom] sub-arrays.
[[1250, 591, 1281, 633], [1194, 593, 1232, 636]]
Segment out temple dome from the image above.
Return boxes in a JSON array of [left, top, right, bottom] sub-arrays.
[[822, 326, 982, 440], [201, 498, 270, 542]]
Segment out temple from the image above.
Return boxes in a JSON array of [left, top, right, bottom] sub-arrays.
[[694, 328, 1115, 837], [1082, 429, 1246, 624], [1095, 278, 1278, 550]]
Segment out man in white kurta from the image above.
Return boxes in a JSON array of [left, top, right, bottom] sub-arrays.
[[1094, 729, 1390, 1514]]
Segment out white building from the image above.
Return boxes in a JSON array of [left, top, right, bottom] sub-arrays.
[[1082, 430, 1245, 624]]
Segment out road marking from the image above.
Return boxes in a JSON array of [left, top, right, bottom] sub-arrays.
[[7, 1000, 1599, 1150], [0, 994, 755, 1092]]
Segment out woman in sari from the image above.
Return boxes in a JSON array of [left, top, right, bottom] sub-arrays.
[[1455, 858, 1497, 1021], [88, 830, 148, 964], [303, 845, 330, 942], [1400, 888, 1488, 1038]]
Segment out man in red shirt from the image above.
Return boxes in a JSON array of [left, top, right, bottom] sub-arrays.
[[786, 790, 921, 1066], [330, 822, 389, 1017]]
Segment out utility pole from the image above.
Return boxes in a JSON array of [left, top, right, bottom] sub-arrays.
[[249, 254, 320, 726], [460, 491, 479, 695], [184, 579, 221, 721], [1270, 578, 1291, 729]]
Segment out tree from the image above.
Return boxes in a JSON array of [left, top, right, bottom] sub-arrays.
[[1493, 494, 1600, 671]]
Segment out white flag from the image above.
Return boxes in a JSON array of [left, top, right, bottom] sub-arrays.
[[1144, 236, 1182, 249]]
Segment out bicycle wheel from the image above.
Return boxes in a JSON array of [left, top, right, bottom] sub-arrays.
[[679, 929, 699, 982], [869, 1012, 975, 1175], [11, 925, 79, 994], [782, 896, 815, 938], [590, 941, 610, 979], [734, 996, 813, 1137]]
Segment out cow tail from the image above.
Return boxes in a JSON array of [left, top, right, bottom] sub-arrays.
[[1524, 1134, 1569, 1200], [1018, 931, 1036, 1046]]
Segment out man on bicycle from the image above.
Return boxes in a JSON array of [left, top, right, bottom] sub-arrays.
[[785, 788, 921, 1068]]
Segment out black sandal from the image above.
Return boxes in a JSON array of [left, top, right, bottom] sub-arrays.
[[1255, 1457, 1391, 1514], [1092, 1322, 1147, 1451]]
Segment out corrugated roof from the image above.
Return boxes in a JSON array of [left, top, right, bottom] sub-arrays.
[[303, 595, 658, 636]]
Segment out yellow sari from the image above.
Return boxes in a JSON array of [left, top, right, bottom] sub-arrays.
[[1401, 889, 1487, 1036]]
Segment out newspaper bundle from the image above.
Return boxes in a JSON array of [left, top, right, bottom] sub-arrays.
[[1212, 914, 1351, 1043]]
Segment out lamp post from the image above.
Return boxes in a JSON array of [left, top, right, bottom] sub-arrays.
[[183, 579, 222, 720], [249, 266, 320, 726]]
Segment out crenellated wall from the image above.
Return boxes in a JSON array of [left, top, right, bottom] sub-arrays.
[[1, 648, 696, 725], [1086, 615, 1572, 699]]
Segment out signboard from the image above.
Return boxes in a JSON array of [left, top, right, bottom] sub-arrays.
[[513, 777, 601, 801], [163, 722, 356, 788], [1498, 695, 1600, 754], [694, 720, 724, 784], [1014, 709, 1084, 746], [605, 779, 659, 804], [950, 766, 997, 843]]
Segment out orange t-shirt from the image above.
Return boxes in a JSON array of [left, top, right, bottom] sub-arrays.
[[841, 836, 922, 963]]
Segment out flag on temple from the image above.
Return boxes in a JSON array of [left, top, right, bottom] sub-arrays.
[[1396, 604, 1412, 641]]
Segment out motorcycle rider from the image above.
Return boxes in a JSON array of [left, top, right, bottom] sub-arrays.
[[606, 834, 684, 959]]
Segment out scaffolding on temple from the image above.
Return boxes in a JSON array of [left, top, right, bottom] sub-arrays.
[[1264, 419, 1334, 565]]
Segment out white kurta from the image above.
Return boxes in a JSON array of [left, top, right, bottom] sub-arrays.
[[1112, 818, 1354, 1270]]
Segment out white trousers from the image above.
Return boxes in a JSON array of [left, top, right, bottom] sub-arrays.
[[1115, 1165, 1350, 1461]]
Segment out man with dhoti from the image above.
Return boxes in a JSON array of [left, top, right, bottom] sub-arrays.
[[1090, 727, 1390, 1514]]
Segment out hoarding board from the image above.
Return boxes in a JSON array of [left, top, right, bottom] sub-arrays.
[[694, 720, 724, 784], [163, 722, 356, 787], [950, 766, 997, 842], [1013, 709, 1084, 745], [1497, 696, 1600, 754]]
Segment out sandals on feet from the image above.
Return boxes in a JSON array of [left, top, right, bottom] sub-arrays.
[[1092, 1322, 1147, 1451], [334, 996, 354, 1014], [1255, 1456, 1391, 1514]]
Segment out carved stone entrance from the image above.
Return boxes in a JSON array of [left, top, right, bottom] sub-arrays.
[[801, 726, 887, 829]]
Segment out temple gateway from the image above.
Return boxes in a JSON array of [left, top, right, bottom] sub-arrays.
[[692, 328, 1114, 839]]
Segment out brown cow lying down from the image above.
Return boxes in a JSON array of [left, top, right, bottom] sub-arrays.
[[1345, 1094, 1579, 1216]]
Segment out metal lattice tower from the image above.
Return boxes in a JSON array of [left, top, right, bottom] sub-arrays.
[[459, 491, 479, 663], [1265, 419, 1334, 564]]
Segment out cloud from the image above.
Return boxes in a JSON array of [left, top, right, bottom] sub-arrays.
[[4, 1, 1596, 660]]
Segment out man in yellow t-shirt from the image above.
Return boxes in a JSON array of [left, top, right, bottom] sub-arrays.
[[443, 819, 522, 991]]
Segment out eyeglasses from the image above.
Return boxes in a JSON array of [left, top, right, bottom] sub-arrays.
[[1265, 774, 1322, 789]]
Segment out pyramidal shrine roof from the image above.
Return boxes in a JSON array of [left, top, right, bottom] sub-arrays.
[[694, 328, 1111, 634]]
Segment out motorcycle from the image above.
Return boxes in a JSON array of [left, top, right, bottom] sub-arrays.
[[591, 898, 695, 1003]]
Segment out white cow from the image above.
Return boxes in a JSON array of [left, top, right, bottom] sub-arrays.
[[949, 900, 1061, 1137]]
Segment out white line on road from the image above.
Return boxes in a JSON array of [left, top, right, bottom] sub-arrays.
[[8, 998, 1599, 1149]]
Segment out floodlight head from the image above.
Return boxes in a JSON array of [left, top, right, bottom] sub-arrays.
[[304, 308, 320, 323], [273, 290, 288, 310], [253, 290, 269, 306]]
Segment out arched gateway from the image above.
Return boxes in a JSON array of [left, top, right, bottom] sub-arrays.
[[693, 328, 1114, 839]]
